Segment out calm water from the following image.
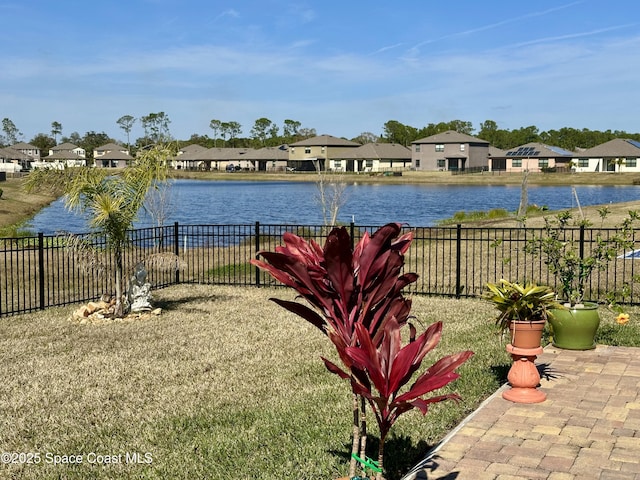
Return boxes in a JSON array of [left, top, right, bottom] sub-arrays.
[[27, 180, 640, 234]]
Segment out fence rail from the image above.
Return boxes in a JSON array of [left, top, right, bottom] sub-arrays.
[[1, 222, 639, 317]]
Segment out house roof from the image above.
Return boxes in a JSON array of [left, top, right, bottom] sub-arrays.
[[289, 135, 360, 147], [176, 144, 210, 160], [179, 144, 209, 154], [0, 147, 33, 160], [577, 138, 640, 158], [488, 146, 505, 157], [11, 142, 38, 150], [412, 130, 489, 145], [192, 147, 255, 161], [334, 143, 411, 160], [95, 142, 125, 151], [497, 142, 574, 158], [241, 145, 289, 161], [44, 151, 84, 160], [52, 142, 81, 151], [97, 150, 133, 160]]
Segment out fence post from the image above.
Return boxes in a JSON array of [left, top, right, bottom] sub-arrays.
[[579, 224, 585, 259], [38, 232, 45, 310], [350, 221, 355, 250], [174, 222, 180, 285], [255, 222, 261, 287], [455, 224, 462, 298]]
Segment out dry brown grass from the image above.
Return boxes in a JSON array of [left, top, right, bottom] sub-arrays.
[[1, 283, 638, 479], [464, 200, 640, 229], [0, 284, 510, 479], [0, 178, 57, 232]]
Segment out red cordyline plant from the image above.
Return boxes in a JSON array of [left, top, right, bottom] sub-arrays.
[[251, 223, 473, 479]]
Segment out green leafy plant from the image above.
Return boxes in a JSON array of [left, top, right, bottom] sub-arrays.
[[24, 144, 173, 317], [526, 210, 638, 306], [485, 279, 563, 334], [251, 223, 473, 479]]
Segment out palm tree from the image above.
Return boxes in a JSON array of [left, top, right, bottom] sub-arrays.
[[24, 144, 172, 317]]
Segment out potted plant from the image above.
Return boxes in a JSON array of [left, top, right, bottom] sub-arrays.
[[526, 210, 638, 349], [485, 279, 562, 348]]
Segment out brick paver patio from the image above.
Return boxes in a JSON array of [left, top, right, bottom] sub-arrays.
[[403, 345, 640, 480]]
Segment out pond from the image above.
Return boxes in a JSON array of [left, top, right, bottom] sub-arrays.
[[26, 180, 640, 234]]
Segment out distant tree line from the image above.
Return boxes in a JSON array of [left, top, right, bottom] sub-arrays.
[[3, 114, 640, 160], [379, 119, 640, 151]]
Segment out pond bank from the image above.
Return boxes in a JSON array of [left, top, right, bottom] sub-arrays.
[[2, 171, 639, 232]]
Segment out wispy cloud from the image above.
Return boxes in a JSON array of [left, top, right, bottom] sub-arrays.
[[213, 9, 240, 22], [511, 24, 638, 48], [410, 1, 585, 51], [369, 43, 404, 56]]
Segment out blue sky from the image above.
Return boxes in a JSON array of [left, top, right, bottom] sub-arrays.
[[1, 0, 639, 143]]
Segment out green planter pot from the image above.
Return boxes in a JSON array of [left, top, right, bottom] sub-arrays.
[[549, 302, 600, 350]]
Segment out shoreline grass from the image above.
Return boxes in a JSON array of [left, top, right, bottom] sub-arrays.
[[1, 284, 639, 479]]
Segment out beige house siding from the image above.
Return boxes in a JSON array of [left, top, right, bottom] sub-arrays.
[[93, 143, 131, 168], [412, 131, 489, 171], [330, 143, 411, 172], [289, 135, 360, 171], [11, 142, 40, 160]]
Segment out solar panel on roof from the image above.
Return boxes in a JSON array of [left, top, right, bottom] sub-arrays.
[[627, 139, 640, 149], [547, 146, 573, 156]]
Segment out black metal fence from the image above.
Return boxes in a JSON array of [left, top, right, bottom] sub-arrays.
[[1, 222, 639, 317]]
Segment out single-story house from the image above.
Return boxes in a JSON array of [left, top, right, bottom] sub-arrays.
[[173, 144, 210, 170], [288, 135, 360, 171], [330, 143, 411, 172], [0, 147, 25, 173], [190, 147, 255, 171], [572, 138, 640, 173], [411, 131, 490, 171], [240, 145, 289, 171], [489, 143, 574, 172]]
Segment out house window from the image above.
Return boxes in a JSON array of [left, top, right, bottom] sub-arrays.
[[626, 158, 637, 167], [460, 144, 465, 152], [321, 146, 325, 153], [305, 147, 311, 154], [437, 159, 445, 169], [512, 159, 522, 167], [290, 147, 295, 154], [415, 145, 421, 152], [538, 158, 549, 168], [415, 159, 420, 168], [435, 144, 444, 152], [578, 158, 589, 168], [334, 160, 341, 168], [365, 159, 373, 168]]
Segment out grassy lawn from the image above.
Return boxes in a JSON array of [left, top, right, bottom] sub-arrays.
[[1, 284, 639, 479]]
